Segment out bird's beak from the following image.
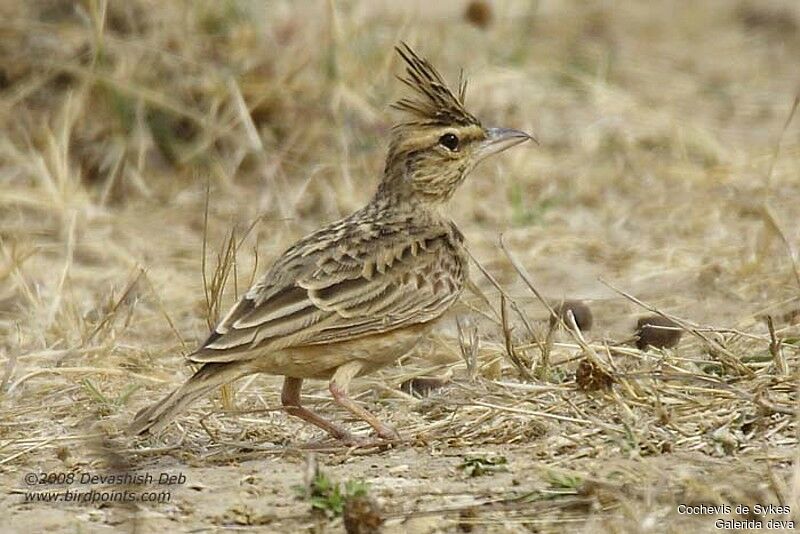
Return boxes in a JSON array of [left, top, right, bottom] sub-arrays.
[[476, 127, 537, 162]]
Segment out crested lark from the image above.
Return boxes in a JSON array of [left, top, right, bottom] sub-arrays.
[[130, 44, 533, 444]]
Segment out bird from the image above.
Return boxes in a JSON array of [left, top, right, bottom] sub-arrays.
[[129, 43, 534, 444]]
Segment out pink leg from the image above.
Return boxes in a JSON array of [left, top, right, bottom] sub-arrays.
[[329, 362, 400, 441], [281, 377, 355, 443]]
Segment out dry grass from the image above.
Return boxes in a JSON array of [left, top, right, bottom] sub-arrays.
[[1, 0, 800, 532]]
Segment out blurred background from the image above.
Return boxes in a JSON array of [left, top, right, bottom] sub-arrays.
[[1, 1, 799, 531], [1, 0, 798, 346]]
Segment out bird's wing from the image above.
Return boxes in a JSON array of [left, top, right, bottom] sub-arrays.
[[189, 230, 466, 363]]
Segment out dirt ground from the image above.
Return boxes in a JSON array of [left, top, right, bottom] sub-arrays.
[[2, 1, 800, 532]]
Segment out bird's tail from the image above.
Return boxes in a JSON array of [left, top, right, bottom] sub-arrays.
[[128, 362, 245, 435]]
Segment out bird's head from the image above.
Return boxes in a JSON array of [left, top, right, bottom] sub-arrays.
[[378, 43, 534, 205]]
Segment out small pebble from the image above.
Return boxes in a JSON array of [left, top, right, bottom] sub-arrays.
[[635, 315, 682, 350], [400, 376, 448, 397], [575, 358, 613, 391], [550, 300, 594, 332], [344, 494, 384, 534], [464, 0, 493, 30]]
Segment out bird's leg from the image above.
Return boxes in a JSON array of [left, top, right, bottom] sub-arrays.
[[281, 377, 355, 443], [329, 361, 400, 441]]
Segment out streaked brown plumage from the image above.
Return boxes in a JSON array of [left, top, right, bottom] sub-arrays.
[[130, 43, 533, 444]]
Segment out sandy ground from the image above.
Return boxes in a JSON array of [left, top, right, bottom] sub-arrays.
[[5, 446, 793, 533]]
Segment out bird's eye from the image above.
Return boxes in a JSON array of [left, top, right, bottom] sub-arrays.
[[438, 133, 460, 151]]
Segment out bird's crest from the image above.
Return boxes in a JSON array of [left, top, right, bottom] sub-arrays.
[[391, 43, 480, 127]]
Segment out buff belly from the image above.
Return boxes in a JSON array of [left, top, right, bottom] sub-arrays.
[[243, 323, 431, 380]]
